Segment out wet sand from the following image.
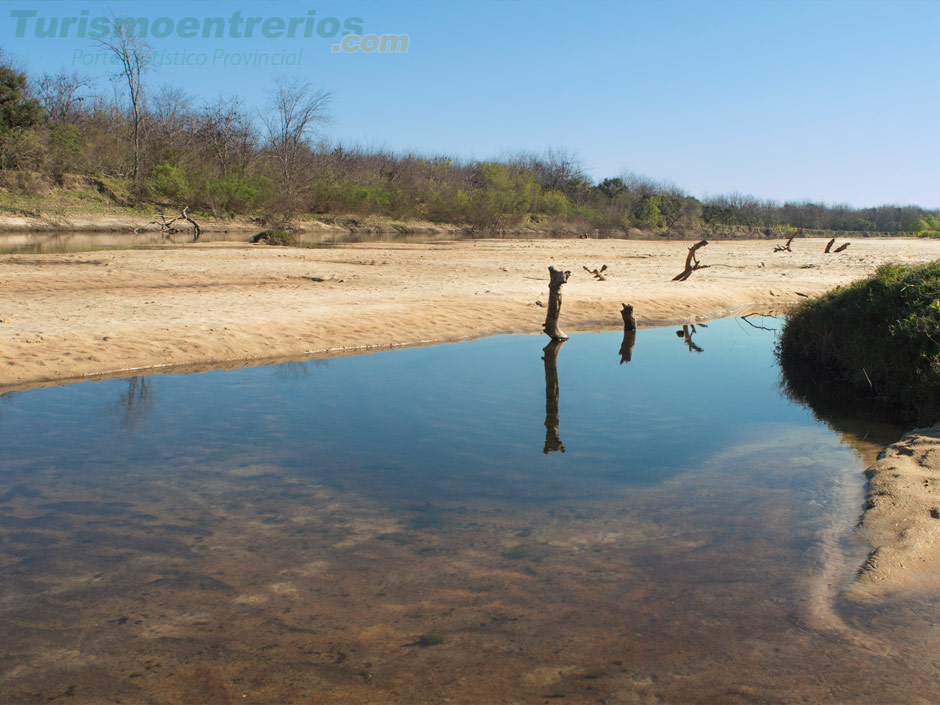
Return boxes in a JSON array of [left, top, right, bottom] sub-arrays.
[[2, 426, 939, 705]]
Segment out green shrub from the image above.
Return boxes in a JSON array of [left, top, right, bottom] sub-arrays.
[[778, 261, 940, 425], [148, 162, 189, 202]]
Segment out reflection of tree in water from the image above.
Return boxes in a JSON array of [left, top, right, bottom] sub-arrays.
[[676, 323, 706, 353], [542, 340, 565, 454], [113, 376, 155, 431], [778, 355, 905, 464], [272, 358, 332, 380], [0, 391, 16, 419]]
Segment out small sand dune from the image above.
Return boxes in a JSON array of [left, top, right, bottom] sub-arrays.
[[847, 424, 940, 600]]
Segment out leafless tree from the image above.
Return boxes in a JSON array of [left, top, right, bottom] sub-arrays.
[[262, 76, 331, 212], [197, 95, 256, 177], [147, 85, 194, 151], [97, 19, 150, 185], [35, 71, 94, 124]]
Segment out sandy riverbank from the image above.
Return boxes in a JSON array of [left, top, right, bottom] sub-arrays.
[[3, 236, 937, 391]]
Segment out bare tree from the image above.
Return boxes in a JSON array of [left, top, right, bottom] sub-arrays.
[[36, 71, 93, 124], [262, 76, 332, 213], [197, 95, 256, 177], [97, 19, 149, 185]]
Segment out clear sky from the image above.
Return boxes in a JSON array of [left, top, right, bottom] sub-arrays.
[[2, 0, 938, 208]]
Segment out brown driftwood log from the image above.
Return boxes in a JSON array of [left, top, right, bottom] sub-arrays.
[[833, 242, 850, 253], [583, 264, 608, 281], [773, 237, 794, 253], [542, 339, 566, 454], [136, 206, 201, 242], [672, 240, 709, 281], [824, 238, 836, 253], [543, 266, 571, 340]]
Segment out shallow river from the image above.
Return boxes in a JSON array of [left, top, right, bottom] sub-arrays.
[[1, 318, 938, 704]]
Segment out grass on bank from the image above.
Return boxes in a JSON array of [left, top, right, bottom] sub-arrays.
[[779, 261, 940, 426]]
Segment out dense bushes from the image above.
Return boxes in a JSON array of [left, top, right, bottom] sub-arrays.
[[779, 262, 940, 425]]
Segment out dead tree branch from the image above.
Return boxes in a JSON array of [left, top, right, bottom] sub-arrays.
[[824, 238, 836, 254], [672, 240, 709, 281], [773, 237, 794, 253], [740, 314, 776, 332], [833, 242, 850, 253], [136, 206, 201, 241], [583, 264, 608, 281]]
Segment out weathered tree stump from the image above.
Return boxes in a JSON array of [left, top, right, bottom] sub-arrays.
[[620, 303, 637, 331], [672, 240, 709, 281], [542, 339, 566, 454], [619, 303, 637, 364], [543, 266, 571, 340]]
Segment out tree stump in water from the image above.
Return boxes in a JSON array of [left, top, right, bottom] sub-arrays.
[[543, 266, 571, 340], [620, 303, 637, 331], [542, 339, 566, 454]]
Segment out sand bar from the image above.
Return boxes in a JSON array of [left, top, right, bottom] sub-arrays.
[[2, 236, 938, 392]]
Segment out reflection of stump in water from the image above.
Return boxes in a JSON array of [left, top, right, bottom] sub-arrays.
[[677, 324, 705, 353], [542, 339, 566, 454], [620, 303, 637, 364], [619, 331, 636, 364]]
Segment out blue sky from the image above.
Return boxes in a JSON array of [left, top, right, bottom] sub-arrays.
[[2, 0, 938, 208]]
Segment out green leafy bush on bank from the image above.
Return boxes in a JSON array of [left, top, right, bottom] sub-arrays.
[[778, 261, 940, 425]]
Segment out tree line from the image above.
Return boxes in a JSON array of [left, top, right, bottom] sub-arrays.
[[1, 49, 938, 236]]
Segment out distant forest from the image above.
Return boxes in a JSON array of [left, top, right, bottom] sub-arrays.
[[2, 47, 938, 236]]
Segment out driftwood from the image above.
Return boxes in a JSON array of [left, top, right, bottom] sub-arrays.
[[824, 238, 836, 254], [543, 266, 571, 340], [773, 237, 794, 253], [672, 240, 709, 281], [542, 339, 566, 454], [136, 206, 201, 241], [833, 242, 850, 253], [583, 264, 608, 281]]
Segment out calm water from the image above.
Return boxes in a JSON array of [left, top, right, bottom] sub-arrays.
[[1, 318, 937, 704]]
